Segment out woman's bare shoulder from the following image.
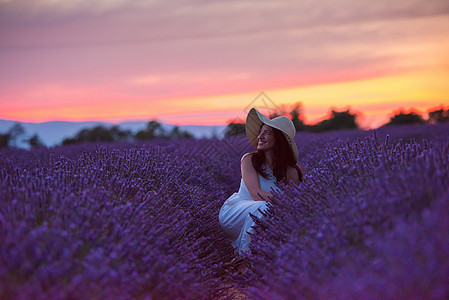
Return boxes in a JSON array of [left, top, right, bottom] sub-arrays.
[[240, 153, 257, 175], [240, 152, 254, 164]]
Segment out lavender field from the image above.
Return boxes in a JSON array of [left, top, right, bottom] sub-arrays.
[[1, 123, 448, 299]]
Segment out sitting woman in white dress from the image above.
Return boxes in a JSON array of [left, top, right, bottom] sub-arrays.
[[219, 108, 303, 262]]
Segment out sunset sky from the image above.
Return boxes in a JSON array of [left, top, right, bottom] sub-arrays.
[[0, 0, 448, 129]]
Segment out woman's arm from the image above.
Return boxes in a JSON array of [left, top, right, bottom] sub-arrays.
[[241, 153, 273, 201]]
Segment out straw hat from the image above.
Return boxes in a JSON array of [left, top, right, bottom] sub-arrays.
[[246, 108, 298, 161]]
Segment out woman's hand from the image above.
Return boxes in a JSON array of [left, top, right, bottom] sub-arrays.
[[257, 191, 273, 202], [286, 165, 301, 186]]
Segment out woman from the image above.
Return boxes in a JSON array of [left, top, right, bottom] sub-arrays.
[[219, 108, 303, 259]]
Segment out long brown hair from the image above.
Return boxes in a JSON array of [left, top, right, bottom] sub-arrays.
[[251, 126, 303, 183]]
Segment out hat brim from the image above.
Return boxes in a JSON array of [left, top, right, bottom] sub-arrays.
[[246, 108, 298, 161]]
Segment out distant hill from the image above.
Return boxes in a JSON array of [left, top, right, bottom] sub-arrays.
[[0, 120, 227, 148]]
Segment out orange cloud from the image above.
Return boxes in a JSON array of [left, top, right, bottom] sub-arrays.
[[1, 66, 448, 127]]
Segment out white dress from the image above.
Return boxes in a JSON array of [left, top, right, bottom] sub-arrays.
[[219, 163, 280, 255]]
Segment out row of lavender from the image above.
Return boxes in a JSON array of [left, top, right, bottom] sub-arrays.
[[0, 138, 243, 299], [244, 123, 449, 299], [1, 123, 448, 299]]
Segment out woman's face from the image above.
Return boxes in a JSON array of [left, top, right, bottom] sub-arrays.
[[257, 124, 275, 151]]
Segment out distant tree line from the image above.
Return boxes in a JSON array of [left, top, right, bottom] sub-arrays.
[[0, 120, 193, 149], [62, 120, 192, 145], [62, 125, 133, 145], [225, 104, 449, 137], [0, 123, 44, 149], [386, 108, 449, 126], [1, 106, 448, 149]]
